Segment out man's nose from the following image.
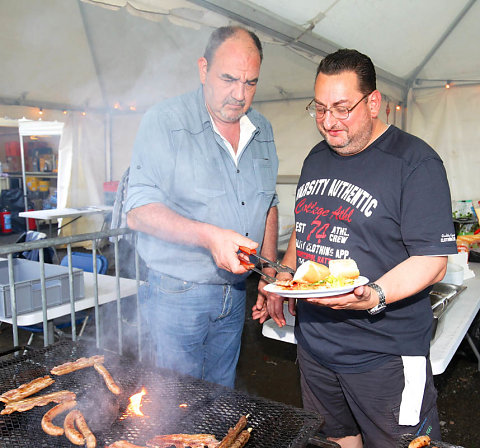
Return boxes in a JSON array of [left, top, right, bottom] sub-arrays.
[[231, 81, 246, 100], [321, 110, 338, 129]]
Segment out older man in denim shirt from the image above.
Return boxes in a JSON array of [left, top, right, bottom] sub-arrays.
[[126, 26, 278, 387]]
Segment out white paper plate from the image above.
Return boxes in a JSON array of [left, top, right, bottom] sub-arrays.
[[264, 276, 369, 298]]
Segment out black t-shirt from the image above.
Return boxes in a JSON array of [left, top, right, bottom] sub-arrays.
[[294, 125, 457, 373]]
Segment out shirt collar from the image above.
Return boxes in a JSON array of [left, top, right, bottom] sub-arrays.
[[208, 112, 256, 165]]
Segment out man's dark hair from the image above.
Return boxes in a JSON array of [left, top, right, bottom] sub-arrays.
[[316, 49, 376, 94], [204, 26, 263, 66]]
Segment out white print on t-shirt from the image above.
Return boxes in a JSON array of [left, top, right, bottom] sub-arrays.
[[297, 178, 377, 218], [295, 178, 376, 264], [441, 233, 456, 242], [329, 226, 350, 243]]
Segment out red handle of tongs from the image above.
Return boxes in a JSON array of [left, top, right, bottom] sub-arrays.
[[239, 245, 257, 255], [239, 246, 255, 270], [239, 259, 255, 270]]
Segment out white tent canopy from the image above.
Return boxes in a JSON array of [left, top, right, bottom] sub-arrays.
[[0, 0, 479, 208]]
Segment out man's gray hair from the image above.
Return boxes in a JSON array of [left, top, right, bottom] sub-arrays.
[[204, 26, 263, 66]]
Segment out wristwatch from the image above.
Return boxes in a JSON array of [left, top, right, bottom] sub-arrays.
[[367, 283, 387, 315]]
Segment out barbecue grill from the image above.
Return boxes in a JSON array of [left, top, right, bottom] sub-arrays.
[[0, 340, 337, 447]]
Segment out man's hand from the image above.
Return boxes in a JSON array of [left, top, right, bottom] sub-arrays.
[[304, 284, 377, 310], [252, 267, 276, 324], [262, 272, 295, 327], [252, 277, 270, 324], [205, 228, 258, 274]]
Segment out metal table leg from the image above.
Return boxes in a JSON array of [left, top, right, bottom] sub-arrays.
[[465, 333, 480, 372]]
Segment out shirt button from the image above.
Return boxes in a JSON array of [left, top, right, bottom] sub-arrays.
[[246, 232, 249, 236], [241, 201, 245, 205], [237, 169, 240, 173]]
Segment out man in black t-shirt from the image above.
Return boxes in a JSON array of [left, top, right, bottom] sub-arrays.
[[253, 50, 457, 448]]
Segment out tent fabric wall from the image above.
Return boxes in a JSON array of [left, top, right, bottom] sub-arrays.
[[111, 113, 142, 180], [407, 85, 480, 201], [57, 112, 107, 239]]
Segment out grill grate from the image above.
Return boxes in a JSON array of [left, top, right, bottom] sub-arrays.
[[0, 341, 323, 447]]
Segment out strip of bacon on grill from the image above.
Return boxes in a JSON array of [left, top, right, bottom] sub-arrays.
[[146, 433, 219, 448], [50, 355, 105, 375], [107, 442, 148, 448], [41, 399, 77, 436], [0, 375, 55, 403], [1, 390, 76, 415], [218, 415, 248, 448], [93, 362, 122, 395]]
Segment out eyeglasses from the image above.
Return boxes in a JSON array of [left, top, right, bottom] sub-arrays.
[[306, 92, 372, 120]]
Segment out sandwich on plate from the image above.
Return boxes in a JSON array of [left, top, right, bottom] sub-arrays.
[[275, 259, 360, 290]]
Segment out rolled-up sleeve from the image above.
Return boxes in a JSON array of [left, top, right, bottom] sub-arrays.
[[125, 107, 175, 213]]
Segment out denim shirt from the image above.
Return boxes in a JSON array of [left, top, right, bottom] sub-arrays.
[[125, 87, 279, 284]]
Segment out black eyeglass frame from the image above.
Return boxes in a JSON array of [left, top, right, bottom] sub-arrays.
[[306, 91, 373, 120]]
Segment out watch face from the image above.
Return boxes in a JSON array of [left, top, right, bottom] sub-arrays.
[[368, 304, 386, 315]]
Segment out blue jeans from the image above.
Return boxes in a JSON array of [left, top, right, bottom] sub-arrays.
[[141, 270, 246, 388]]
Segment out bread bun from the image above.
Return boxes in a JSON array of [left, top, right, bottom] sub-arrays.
[[293, 260, 330, 283], [328, 259, 360, 280]]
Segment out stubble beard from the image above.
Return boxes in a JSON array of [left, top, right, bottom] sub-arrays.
[[321, 121, 374, 156], [220, 98, 246, 123]]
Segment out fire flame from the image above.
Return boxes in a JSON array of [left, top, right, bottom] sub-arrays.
[[127, 387, 147, 417]]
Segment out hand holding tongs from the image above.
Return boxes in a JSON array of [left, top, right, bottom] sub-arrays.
[[238, 246, 295, 283]]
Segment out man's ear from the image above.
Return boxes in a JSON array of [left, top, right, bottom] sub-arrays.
[[369, 90, 382, 118], [198, 57, 208, 84]]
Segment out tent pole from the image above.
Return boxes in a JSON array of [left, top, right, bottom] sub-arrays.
[[18, 132, 30, 231], [105, 113, 112, 182]]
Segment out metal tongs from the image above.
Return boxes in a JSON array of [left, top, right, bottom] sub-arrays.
[[238, 246, 295, 283]]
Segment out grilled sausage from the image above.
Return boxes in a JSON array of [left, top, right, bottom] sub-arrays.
[[408, 435, 431, 448], [218, 415, 248, 448], [64, 410, 85, 445], [41, 399, 77, 436], [74, 410, 96, 448], [229, 428, 252, 448], [93, 362, 122, 395]]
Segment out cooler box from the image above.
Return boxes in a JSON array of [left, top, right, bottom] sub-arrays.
[[0, 259, 84, 318]]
